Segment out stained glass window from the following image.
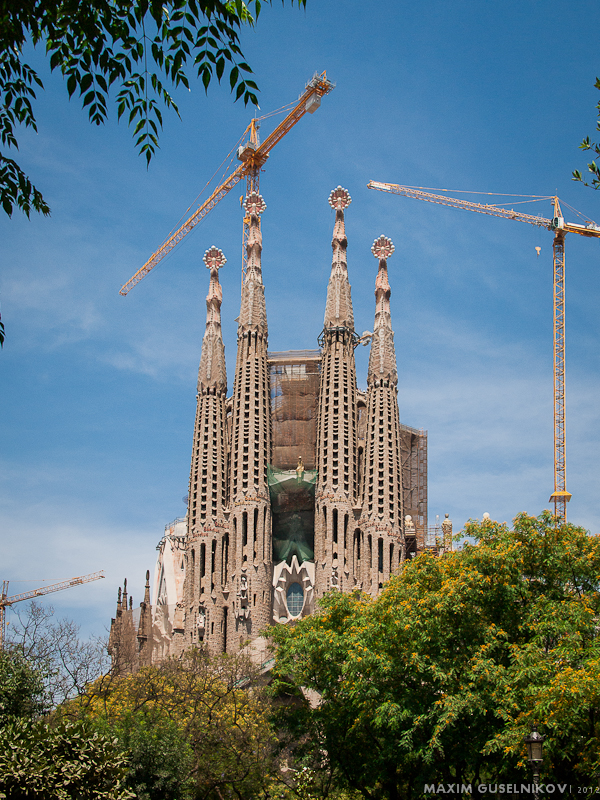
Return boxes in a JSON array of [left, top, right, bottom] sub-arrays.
[[286, 583, 304, 617]]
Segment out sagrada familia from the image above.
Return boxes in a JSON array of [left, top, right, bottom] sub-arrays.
[[109, 186, 453, 669]]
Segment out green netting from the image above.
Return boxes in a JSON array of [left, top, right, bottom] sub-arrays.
[[268, 465, 317, 564]]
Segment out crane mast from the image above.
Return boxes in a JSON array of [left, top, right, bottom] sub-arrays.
[[0, 571, 105, 649], [120, 71, 334, 296], [368, 181, 600, 523]]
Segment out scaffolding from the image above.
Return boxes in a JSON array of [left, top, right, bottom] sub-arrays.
[[400, 424, 428, 554], [268, 350, 322, 470]]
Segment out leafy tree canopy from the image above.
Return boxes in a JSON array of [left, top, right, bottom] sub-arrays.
[[0, 716, 134, 799], [1, 0, 304, 218], [70, 649, 277, 800], [0, 646, 131, 799], [271, 512, 600, 799]]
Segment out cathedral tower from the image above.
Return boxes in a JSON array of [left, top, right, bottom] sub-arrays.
[[183, 246, 229, 654], [109, 187, 436, 670], [359, 236, 405, 593], [314, 187, 360, 596], [228, 193, 273, 648]]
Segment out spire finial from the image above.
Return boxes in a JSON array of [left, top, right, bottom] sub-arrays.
[[371, 235, 394, 260], [244, 192, 266, 217], [203, 246, 226, 272], [329, 186, 351, 210]]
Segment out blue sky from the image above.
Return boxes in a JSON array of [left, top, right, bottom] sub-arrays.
[[2, 0, 600, 637]]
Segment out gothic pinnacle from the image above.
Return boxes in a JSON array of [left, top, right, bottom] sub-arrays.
[[239, 192, 268, 335], [368, 235, 398, 387], [324, 186, 354, 330], [198, 246, 227, 393]]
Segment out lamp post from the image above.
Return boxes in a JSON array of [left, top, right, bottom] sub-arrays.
[[524, 723, 546, 787]]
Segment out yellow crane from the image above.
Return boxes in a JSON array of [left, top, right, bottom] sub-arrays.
[[0, 571, 105, 649], [367, 180, 600, 523], [120, 71, 334, 296]]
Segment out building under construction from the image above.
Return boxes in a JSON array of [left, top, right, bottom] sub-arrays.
[[109, 186, 450, 669]]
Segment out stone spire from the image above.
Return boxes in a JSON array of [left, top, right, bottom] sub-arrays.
[[197, 246, 227, 393], [359, 236, 404, 595], [324, 186, 354, 330], [315, 187, 360, 597], [183, 248, 230, 654], [228, 191, 273, 650], [238, 193, 268, 335], [368, 236, 398, 387]]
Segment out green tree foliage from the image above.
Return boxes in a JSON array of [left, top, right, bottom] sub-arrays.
[[73, 649, 277, 800], [271, 513, 600, 799], [573, 77, 600, 188], [1, 0, 305, 218], [0, 647, 131, 799], [0, 648, 46, 721], [0, 716, 134, 799]]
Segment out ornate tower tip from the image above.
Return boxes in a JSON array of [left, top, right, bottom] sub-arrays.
[[328, 186, 352, 210], [244, 193, 266, 216], [203, 246, 227, 270], [371, 235, 395, 259]]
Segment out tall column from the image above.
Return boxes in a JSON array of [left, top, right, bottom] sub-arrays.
[[315, 187, 359, 597], [183, 246, 230, 654], [359, 236, 405, 595], [228, 193, 273, 651]]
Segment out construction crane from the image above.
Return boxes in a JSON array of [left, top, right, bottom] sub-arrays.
[[0, 571, 105, 649], [120, 71, 334, 296], [368, 180, 600, 523]]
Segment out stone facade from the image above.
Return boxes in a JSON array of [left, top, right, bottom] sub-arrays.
[[109, 186, 446, 666]]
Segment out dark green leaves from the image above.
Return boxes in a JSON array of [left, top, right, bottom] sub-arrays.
[[0, 649, 46, 722], [0, 154, 51, 217], [574, 77, 600, 188], [0, 717, 133, 799]]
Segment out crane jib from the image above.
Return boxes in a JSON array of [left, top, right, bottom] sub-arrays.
[[120, 72, 334, 296]]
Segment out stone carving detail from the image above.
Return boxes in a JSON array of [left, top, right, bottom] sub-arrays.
[[441, 513, 453, 553], [331, 562, 339, 590], [235, 571, 251, 620]]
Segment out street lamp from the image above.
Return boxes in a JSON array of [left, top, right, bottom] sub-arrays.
[[524, 723, 546, 786]]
